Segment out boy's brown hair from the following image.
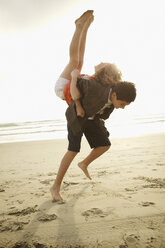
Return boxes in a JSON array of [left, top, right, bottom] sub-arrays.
[[112, 81, 136, 103], [94, 63, 122, 86]]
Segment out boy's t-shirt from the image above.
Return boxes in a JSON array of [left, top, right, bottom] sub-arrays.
[[63, 74, 94, 105]]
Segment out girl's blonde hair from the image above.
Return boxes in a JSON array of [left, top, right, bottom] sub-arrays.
[[94, 63, 122, 86]]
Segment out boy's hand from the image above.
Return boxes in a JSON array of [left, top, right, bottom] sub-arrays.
[[71, 69, 80, 78]]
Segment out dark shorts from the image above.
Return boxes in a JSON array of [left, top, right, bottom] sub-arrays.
[[67, 119, 111, 152]]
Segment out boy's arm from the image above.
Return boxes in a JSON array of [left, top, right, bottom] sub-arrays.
[[70, 69, 81, 100], [77, 77, 111, 117]]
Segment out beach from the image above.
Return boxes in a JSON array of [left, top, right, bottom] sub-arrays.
[[0, 133, 165, 248]]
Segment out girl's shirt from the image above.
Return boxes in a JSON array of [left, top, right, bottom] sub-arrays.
[[63, 74, 94, 105]]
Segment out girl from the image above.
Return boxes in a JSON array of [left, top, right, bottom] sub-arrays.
[[55, 10, 122, 118]]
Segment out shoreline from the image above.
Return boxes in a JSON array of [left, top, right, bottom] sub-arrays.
[[0, 131, 164, 145], [0, 133, 165, 247], [0, 112, 164, 144]]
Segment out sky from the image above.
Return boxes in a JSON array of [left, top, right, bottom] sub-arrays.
[[0, 0, 165, 123]]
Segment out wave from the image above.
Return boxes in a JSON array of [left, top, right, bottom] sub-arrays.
[[0, 113, 164, 143]]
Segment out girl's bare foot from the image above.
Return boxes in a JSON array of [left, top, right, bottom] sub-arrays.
[[50, 186, 63, 201], [85, 14, 94, 29], [78, 162, 91, 180], [75, 10, 94, 27]]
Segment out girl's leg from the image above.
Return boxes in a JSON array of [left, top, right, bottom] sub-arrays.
[[60, 10, 93, 80], [77, 14, 94, 72], [69, 14, 94, 117]]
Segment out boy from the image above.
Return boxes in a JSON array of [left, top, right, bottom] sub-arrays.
[[51, 11, 136, 201]]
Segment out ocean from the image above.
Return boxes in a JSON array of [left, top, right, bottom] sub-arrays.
[[0, 113, 164, 144]]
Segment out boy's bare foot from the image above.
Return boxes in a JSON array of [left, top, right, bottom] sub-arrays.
[[78, 162, 91, 180], [75, 10, 94, 27], [50, 186, 63, 201]]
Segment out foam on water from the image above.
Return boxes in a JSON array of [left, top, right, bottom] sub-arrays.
[[0, 113, 164, 143]]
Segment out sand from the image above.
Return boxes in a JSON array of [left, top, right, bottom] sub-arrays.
[[0, 133, 165, 248]]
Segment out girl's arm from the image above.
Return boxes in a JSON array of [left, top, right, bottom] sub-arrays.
[[70, 69, 81, 100], [70, 69, 85, 117]]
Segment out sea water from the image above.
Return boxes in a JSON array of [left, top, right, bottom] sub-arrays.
[[0, 113, 164, 144]]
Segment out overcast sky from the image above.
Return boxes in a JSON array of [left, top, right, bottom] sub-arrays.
[[0, 0, 164, 123]]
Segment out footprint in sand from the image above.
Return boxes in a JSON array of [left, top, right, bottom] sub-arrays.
[[47, 172, 57, 176], [63, 181, 79, 187], [123, 234, 140, 248], [12, 241, 31, 248], [0, 187, 5, 192], [40, 179, 54, 185], [97, 170, 107, 177], [82, 208, 108, 220], [139, 201, 155, 207], [125, 188, 135, 192], [33, 241, 47, 248], [12, 241, 46, 248], [38, 213, 57, 222], [98, 241, 112, 248], [8, 206, 38, 216], [156, 162, 164, 166], [0, 220, 29, 232]]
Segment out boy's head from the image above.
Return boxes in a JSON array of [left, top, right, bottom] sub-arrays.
[[94, 62, 122, 86], [110, 81, 136, 109]]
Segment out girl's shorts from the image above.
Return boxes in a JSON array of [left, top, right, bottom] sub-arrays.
[[55, 77, 69, 99]]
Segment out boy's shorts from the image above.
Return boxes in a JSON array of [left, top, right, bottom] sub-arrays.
[[55, 77, 69, 99], [68, 119, 111, 152]]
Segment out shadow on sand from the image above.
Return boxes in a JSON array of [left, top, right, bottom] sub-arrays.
[[12, 185, 88, 248]]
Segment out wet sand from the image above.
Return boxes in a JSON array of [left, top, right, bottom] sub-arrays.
[[0, 133, 165, 248]]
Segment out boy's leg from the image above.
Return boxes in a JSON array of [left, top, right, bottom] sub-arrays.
[[50, 150, 78, 201], [60, 10, 93, 80], [78, 120, 111, 179], [50, 124, 82, 201], [78, 146, 110, 180]]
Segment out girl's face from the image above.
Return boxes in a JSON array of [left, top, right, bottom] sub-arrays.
[[94, 62, 108, 73]]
